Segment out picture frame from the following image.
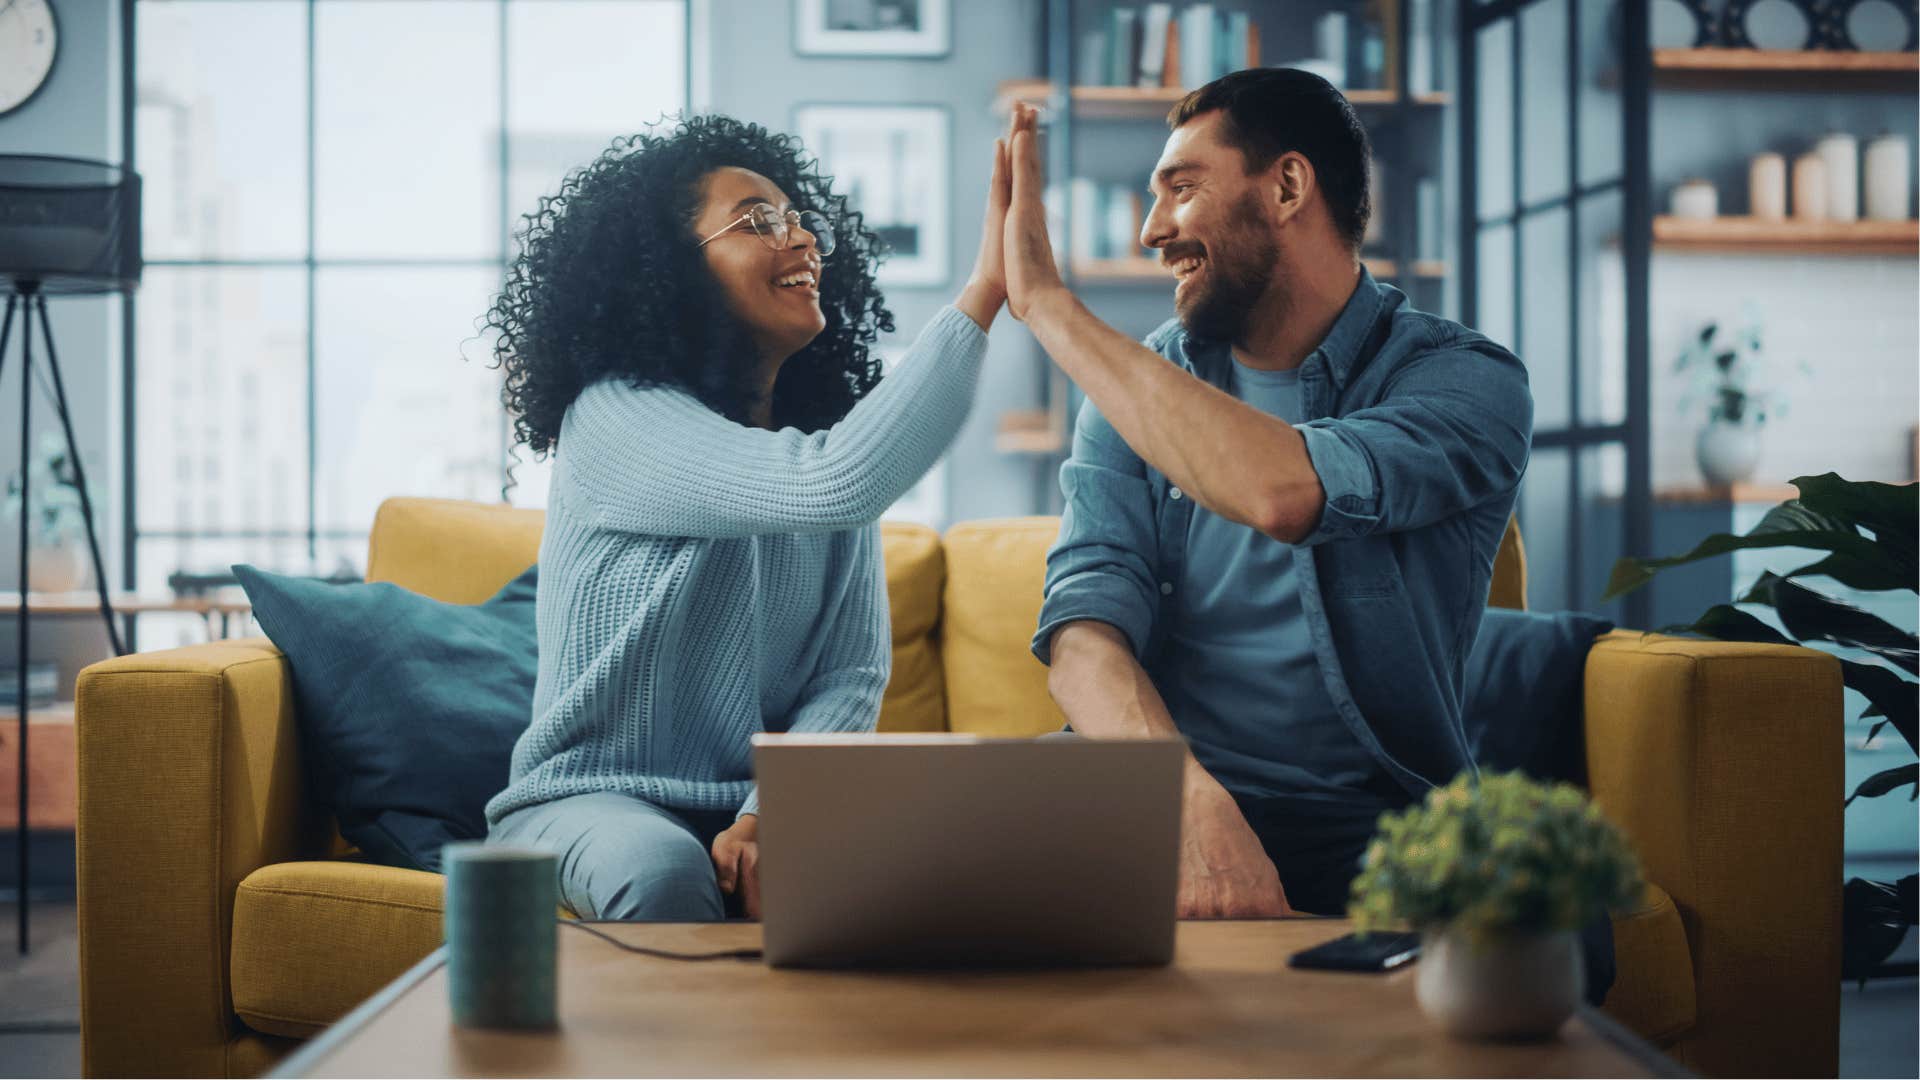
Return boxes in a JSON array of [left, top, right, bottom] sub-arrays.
[[793, 0, 951, 58], [794, 103, 950, 288]]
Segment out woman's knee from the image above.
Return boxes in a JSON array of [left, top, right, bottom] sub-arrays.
[[591, 832, 724, 921], [569, 815, 724, 921]]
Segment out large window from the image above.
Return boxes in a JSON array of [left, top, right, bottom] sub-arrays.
[[133, 0, 687, 600]]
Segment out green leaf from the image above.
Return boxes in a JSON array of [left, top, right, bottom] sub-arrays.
[[1605, 478, 1919, 601], [1605, 523, 1877, 601], [1790, 473, 1918, 556], [1741, 572, 1919, 672], [1841, 660, 1918, 755], [1783, 551, 1920, 595], [1682, 604, 1794, 645], [1848, 763, 1918, 805]]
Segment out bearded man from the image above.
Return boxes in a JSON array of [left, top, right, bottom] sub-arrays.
[[1003, 69, 1541, 926]]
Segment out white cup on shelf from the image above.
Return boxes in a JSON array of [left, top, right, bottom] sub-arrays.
[[1815, 133, 1859, 223], [1864, 134, 1911, 222]]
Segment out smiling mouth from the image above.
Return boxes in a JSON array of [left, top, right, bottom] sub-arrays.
[[1168, 253, 1206, 283], [773, 270, 819, 292]]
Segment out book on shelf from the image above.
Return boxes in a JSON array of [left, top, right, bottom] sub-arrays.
[[1416, 177, 1442, 262], [0, 662, 59, 709], [1109, 7, 1141, 87], [1138, 3, 1173, 88], [1079, 4, 1261, 89], [1051, 180, 1148, 264], [1408, 0, 1437, 96], [1179, 4, 1218, 88]]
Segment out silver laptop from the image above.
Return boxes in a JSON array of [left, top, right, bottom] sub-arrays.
[[752, 733, 1184, 968]]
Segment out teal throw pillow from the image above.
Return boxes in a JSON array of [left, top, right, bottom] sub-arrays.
[[231, 563, 538, 872]]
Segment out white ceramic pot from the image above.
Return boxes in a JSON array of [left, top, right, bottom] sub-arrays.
[[1696, 420, 1763, 488], [1415, 928, 1584, 1040], [26, 542, 89, 593]]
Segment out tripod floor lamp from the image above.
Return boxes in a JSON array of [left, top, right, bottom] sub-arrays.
[[0, 153, 141, 954]]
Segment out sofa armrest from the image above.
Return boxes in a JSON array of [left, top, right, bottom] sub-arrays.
[[1583, 630, 1843, 1078], [76, 638, 328, 1078]]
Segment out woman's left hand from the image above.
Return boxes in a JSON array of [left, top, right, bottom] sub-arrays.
[[711, 814, 762, 919]]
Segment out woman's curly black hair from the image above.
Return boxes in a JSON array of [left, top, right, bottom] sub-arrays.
[[486, 114, 896, 455]]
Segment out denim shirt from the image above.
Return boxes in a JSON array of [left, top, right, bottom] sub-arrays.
[[1030, 270, 1533, 797]]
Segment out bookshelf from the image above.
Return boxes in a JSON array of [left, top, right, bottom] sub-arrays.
[[994, 0, 1456, 489]]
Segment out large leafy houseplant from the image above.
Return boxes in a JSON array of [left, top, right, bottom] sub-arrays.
[[1606, 473, 1917, 980]]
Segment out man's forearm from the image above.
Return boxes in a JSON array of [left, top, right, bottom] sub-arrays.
[[1046, 620, 1227, 794], [1024, 289, 1324, 542]]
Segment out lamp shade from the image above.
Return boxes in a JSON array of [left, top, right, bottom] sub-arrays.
[[0, 154, 142, 296]]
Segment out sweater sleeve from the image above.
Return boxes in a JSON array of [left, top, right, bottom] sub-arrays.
[[737, 525, 890, 819], [560, 306, 986, 538]]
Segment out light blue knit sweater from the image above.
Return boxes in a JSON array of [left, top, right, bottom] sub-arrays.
[[484, 306, 987, 826]]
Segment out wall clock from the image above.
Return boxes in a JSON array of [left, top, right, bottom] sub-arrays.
[[0, 0, 59, 117]]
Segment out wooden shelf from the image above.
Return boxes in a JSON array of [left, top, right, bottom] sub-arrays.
[[1652, 48, 1919, 74], [1653, 215, 1918, 255], [1069, 257, 1444, 283], [995, 409, 1066, 455], [1655, 482, 1802, 506], [992, 80, 1447, 119]]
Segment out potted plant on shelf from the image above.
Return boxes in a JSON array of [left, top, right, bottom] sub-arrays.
[[1606, 472, 1917, 982], [1349, 771, 1643, 1040], [1675, 314, 1800, 488], [3, 432, 96, 593]]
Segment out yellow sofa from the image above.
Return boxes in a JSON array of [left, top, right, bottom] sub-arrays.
[[75, 497, 1843, 1077]]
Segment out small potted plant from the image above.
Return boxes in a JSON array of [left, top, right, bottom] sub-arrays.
[[1674, 314, 1800, 487], [1348, 771, 1643, 1040], [3, 433, 96, 593]]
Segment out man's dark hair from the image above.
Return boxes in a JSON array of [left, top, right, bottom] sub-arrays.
[[1169, 68, 1372, 250]]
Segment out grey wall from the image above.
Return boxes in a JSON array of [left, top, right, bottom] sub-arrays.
[[0, 0, 123, 691], [700, 0, 1055, 524]]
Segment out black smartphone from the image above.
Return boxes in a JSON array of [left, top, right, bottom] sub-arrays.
[[1287, 930, 1421, 973]]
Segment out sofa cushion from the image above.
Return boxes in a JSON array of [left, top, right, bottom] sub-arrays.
[[366, 497, 545, 604], [878, 522, 947, 732], [233, 563, 537, 872], [230, 861, 445, 1039], [1463, 608, 1614, 783], [1604, 881, 1698, 1047], [941, 518, 1066, 736]]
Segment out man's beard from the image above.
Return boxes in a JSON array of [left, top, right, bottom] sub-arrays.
[[1174, 192, 1279, 343]]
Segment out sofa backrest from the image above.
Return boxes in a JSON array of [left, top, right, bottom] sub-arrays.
[[365, 498, 1528, 737]]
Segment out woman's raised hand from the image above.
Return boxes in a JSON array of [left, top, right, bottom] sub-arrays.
[[954, 110, 1015, 332]]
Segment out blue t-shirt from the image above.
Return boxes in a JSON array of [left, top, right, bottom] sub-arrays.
[[1153, 358, 1382, 802]]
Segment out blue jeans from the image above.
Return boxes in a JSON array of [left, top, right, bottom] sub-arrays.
[[488, 791, 736, 920]]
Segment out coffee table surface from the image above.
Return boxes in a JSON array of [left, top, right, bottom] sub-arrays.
[[273, 920, 1682, 1078]]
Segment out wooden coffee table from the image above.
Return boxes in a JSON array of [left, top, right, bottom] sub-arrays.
[[271, 920, 1685, 1078]]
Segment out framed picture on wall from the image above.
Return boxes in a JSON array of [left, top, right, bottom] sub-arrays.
[[794, 103, 949, 287], [793, 0, 951, 58]]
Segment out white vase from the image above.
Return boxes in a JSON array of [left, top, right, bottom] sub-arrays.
[[1415, 928, 1584, 1040], [25, 542, 89, 594], [1696, 421, 1763, 488]]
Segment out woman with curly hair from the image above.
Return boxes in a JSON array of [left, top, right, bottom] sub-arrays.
[[482, 111, 1018, 921]]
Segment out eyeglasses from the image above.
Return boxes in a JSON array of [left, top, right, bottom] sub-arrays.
[[697, 203, 837, 257]]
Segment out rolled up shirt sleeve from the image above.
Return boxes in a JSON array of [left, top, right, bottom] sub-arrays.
[[1031, 394, 1163, 665], [1292, 341, 1532, 547]]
